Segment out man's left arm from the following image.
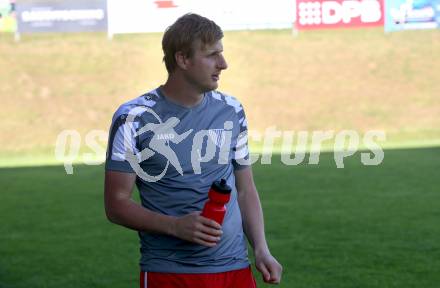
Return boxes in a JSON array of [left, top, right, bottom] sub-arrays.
[[235, 166, 283, 284]]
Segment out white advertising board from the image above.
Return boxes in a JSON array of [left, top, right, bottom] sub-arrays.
[[107, 0, 296, 36]]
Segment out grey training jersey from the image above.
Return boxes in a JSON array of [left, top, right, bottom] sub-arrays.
[[105, 87, 250, 273]]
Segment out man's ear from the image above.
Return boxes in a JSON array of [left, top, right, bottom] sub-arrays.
[[175, 51, 189, 70]]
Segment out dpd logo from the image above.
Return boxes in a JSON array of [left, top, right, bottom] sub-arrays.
[[297, 0, 384, 28]]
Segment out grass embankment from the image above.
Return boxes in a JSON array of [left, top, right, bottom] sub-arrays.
[[0, 28, 439, 165]]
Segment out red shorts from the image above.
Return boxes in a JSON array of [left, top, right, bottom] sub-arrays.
[[140, 266, 257, 288]]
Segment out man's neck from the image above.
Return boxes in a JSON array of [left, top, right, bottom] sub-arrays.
[[161, 75, 204, 108]]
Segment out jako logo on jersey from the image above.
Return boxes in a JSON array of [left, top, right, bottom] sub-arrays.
[[156, 133, 175, 140], [298, 0, 382, 26]]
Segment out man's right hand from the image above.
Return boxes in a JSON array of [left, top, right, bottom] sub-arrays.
[[172, 212, 223, 247]]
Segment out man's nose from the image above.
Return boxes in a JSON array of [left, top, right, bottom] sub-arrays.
[[218, 55, 228, 70]]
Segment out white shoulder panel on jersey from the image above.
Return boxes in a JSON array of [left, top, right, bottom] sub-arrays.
[[114, 90, 158, 119], [211, 90, 223, 101], [211, 91, 243, 114], [224, 95, 243, 113]]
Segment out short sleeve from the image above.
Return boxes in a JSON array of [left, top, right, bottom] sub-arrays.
[[105, 112, 140, 173], [232, 103, 250, 170]]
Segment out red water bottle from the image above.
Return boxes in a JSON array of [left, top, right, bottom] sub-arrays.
[[201, 179, 232, 225]]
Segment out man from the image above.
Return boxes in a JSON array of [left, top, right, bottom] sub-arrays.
[[104, 13, 282, 288]]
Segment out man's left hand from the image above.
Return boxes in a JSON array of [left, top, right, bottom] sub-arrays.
[[255, 249, 283, 284]]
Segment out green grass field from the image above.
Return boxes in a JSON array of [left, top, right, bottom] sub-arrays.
[[1, 148, 439, 287], [1, 27, 439, 287]]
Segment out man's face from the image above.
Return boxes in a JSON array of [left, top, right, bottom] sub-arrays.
[[182, 39, 228, 93]]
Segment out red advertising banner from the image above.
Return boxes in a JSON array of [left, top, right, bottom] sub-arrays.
[[296, 0, 385, 30]]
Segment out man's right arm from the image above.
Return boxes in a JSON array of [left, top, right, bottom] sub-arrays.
[[104, 170, 222, 247]]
